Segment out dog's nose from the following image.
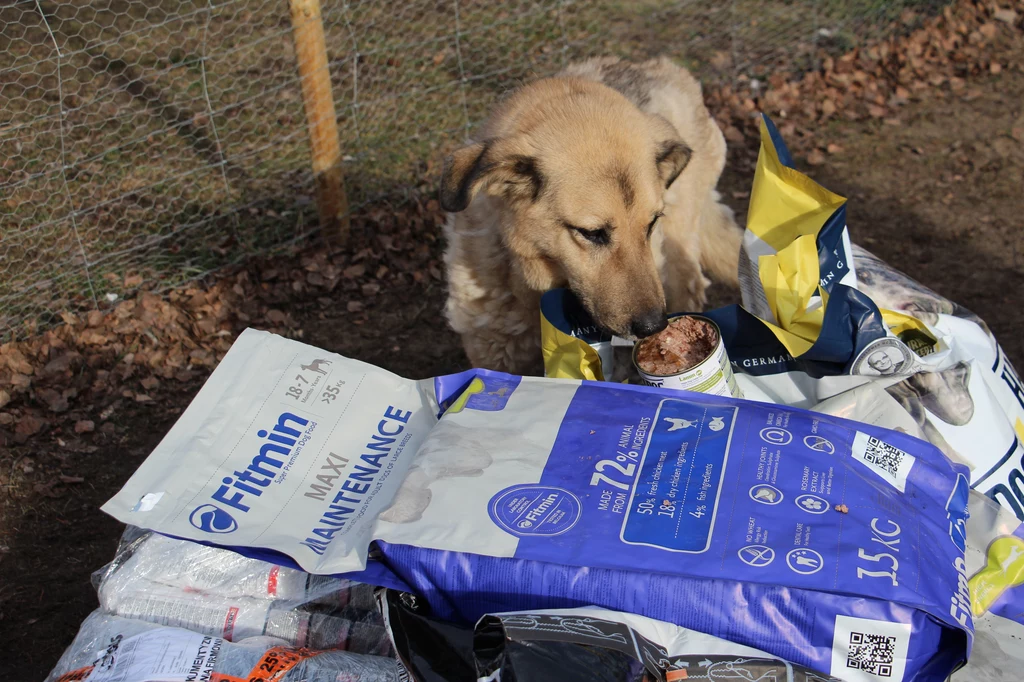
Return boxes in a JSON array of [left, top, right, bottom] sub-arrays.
[[630, 310, 668, 338]]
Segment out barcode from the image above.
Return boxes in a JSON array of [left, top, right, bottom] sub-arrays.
[[846, 632, 897, 677], [861, 437, 907, 479], [832, 615, 910, 682], [852, 432, 916, 493]]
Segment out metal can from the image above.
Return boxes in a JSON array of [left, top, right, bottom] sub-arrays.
[[632, 314, 743, 398]]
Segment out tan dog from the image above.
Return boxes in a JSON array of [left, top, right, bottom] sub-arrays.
[[441, 56, 741, 374]]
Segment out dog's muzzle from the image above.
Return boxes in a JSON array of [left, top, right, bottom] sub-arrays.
[[629, 310, 668, 338]]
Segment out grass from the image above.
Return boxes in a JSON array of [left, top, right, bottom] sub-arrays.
[[0, 0, 950, 341]]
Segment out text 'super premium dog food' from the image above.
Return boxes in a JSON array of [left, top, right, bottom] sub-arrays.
[[103, 329, 972, 682]]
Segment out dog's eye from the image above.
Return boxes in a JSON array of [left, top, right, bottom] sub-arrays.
[[568, 225, 610, 246], [646, 212, 664, 239]]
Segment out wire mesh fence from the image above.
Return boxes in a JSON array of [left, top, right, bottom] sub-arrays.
[[1, 0, 948, 342]]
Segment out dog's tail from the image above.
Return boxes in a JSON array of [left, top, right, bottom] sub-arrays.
[[699, 191, 743, 288]]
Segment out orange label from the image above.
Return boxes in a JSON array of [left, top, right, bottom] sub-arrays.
[[223, 606, 240, 640], [211, 646, 319, 682], [666, 669, 689, 681], [267, 566, 280, 596], [56, 667, 94, 682]]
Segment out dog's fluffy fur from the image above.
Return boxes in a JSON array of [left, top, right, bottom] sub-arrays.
[[441, 56, 741, 374]]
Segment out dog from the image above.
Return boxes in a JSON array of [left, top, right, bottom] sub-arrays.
[[441, 56, 742, 374]]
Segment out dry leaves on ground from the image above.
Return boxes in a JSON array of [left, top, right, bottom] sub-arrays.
[[0, 198, 447, 448], [706, 1, 1024, 160], [2, 0, 1022, 451]]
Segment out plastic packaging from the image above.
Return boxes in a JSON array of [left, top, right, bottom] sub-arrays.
[[102, 328, 972, 681], [46, 611, 402, 682], [96, 528, 376, 608], [378, 590, 845, 682], [377, 590, 475, 682], [540, 288, 615, 381], [94, 528, 390, 655], [690, 116, 1024, 523], [811, 395, 1024, 682], [949, 491, 1024, 682]]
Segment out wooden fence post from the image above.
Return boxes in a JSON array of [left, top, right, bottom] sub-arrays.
[[289, 0, 350, 246]]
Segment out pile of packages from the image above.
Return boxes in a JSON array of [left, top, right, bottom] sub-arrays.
[[48, 118, 1024, 682]]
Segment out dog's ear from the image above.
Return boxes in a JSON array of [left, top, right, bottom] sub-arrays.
[[647, 114, 693, 189], [440, 141, 490, 212], [440, 139, 543, 212], [655, 139, 692, 189]]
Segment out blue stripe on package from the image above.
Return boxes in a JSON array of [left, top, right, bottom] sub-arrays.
[[101, 330, 973, 682]]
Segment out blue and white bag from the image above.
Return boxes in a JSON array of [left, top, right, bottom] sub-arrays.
[[102, 329, 972, 682], [700, 116, 1024, 523]]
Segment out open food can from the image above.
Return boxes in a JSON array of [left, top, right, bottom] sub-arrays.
[[632, 314, 742, 398]]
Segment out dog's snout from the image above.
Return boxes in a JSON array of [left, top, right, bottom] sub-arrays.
[[630, 310, 668, 338]]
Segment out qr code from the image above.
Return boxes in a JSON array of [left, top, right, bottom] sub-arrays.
[[852, 432, 916, 493], [845, 632, 897, 677], [861, 437, 907, 478], [833, 616, 909, 682]]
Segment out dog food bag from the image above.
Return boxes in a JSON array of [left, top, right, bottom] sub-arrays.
[[45, 611, 403, 682], [96, 572, 391, 654], [103, 328, 972, 682], [95, 527, 377, 609], [811, 396, 1024, 681], [540, 288, 615, 381], [90, 527, 391, 654], [947, 491, 1024, 682], [378, 588, 846, 682], [700, 115, 1024, 524]]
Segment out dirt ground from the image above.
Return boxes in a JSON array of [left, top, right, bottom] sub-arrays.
[[5, 16, 1024, 682]]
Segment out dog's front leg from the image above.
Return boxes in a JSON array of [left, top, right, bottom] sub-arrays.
[[657, 225, 710, 313], [460, 326, 544, 376]]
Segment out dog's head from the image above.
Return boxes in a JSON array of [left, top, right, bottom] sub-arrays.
[[440, 78, 693, 339]]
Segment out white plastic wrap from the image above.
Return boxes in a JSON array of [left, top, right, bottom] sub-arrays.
[[949, 491, 1024, 682], [93, 528, 390, 655], [46, 611, 402, 682]]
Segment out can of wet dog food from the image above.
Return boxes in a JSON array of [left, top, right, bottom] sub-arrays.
[[632, 314, 742, 397]]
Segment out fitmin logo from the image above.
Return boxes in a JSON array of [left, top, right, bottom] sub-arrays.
[[189, 412, 309, 534], [189, 504, 238, 534]]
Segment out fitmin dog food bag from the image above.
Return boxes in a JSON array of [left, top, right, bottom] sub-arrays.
[[701, 115, 1024, 525], [103, 329, 972, 682], [813, 384, 1024, 682], [950, 491, 1024, 682]]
